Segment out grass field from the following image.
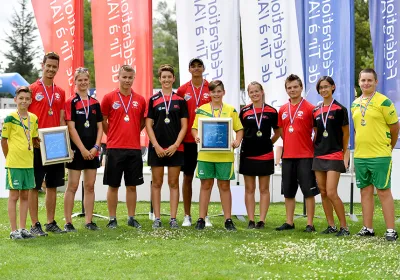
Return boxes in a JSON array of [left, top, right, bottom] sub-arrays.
[[0, 193, 399, 279]]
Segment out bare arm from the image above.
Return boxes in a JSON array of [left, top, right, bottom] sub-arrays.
[[60, 110, 66, 126], [1, 138, 8, 158], [279, 128, 284, 140], [102, 116, 109, 135], [145, 118, 165, 158], [390, 122, 400, 149], [166, 118, 188, 157], [192, 128, 199, 143], [271, 128, 280, 144], [89, 121, 104, 158], [67, 121, 93, 160], [232, 129, 243, 148]]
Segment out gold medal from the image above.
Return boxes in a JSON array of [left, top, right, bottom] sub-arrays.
[[48, 108, 53, 116], [361, 119, 366, 126], [84, 120, 90, 128], [256, 130, 262, 137], [323, 130, 329, 138], [165, 117, 170, 124]]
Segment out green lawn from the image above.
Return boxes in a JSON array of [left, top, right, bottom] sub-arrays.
[[0, 193, 399, 279]]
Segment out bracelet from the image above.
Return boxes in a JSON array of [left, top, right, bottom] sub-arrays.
[[94, 144, 100, 151]]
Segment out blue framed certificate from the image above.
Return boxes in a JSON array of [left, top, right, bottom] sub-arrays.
[[198, 118, 232, 152], [38, 126, 73, 165]]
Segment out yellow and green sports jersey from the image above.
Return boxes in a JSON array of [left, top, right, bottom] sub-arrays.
[[1, 111, 38, 168], [351, 91, 398, 158], [193, 103, 243, 162]]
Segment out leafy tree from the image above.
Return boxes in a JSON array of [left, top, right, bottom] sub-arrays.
[[153, 1, 179, 88], [3, 0, 39, 83]]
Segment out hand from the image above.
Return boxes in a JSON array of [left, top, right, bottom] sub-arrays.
[[33, 137, 41, 148], [81, 149, 93, 160], [344, 160, 349, 170], [231, 140, 240, 149], [165, 144, 178, 157], [155, 145, 166, 158], [195, 136, 200, 144], [89, 147, 98, 158]]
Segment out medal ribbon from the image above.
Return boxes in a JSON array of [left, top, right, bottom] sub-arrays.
[[79, 94, 90, 122], [190, 80, 205, 108], [117, 91, 133, 117], [288, 98, 305, 126], [320, 99, 335, 132], [40, 78, 55, 110], [161, 91, 173, 116], [253, 103, 265, 131], [359, 92, 376, 119], [211, 102, 223, 118], [17, 111, 31, 149]]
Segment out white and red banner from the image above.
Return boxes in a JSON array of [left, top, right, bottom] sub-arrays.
[[91, 0, 153, 103], [240, 0, 304, 109], [31, 0, 84, 97], [176, 0, 241, 110]]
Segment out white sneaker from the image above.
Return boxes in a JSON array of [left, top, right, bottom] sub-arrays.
[[182, 215, 192, 227], [205, 216, 213, 227]]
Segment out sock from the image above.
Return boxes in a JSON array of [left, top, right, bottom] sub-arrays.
[[387, 228, 395, 233], [129, 216, 135, 220], [109, 216, 116, 220], [155, 217, 161, 221], [366, 227, 374, 232], [170, 217, 176, 221]]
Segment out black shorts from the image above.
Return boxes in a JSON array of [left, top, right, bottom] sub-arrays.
[[66, 149, 100, 170], [182, 142, 198, 175], [281, 158, 319, 198], [33, 148, 65, 189], [103, 149, 144, 187], [147, 147, 184, 167], [312, 158, 346, 173], [239, 157, 274, 176]]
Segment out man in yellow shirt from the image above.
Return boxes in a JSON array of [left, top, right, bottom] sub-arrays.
[[351, 68, 399, 241]]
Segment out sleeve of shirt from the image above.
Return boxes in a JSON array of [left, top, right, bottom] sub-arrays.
[[176, 85, 185, 98], [1, 115, 11, 139], [232, 108, 243, 132], [342, 106, 349, 126], [180, 99, 189, 119], [146, 97, 154, 119], [101, 94, 110, 117], [96, 102, 103, 122], [381, 98, 398, 125]]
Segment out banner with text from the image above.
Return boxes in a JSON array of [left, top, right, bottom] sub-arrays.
[[32, 0, 84, 96], [91, 0, 152, 148], [176, 0, 240, 109], [370, 0, 400, 148], [240, 0, 305, 109]]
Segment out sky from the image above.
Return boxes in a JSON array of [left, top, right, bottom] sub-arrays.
[[0, 0, 176, 72]]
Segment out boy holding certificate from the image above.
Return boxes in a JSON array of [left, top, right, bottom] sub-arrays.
[[1, 86, 39, 239], [192, 80, 243, 231]]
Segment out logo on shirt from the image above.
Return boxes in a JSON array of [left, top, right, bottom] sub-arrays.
[[297, 111, 304, 117], [203, 93, 210, 99], [35, 93, 44, 101], [247, 116, 255, 120], [76, 111, 85, 115], [158, 106, 165, 111], [112, 101, 121, 110], [184, 93, 192, 101], [282, 112, 288, 120], [55, 93, 61, 100], [132, 101, 139, 108], [174, 105, 180, 109]]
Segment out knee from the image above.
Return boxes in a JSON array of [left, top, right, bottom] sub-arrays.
[[66, 185, 79, 194], [19, 191, 29, 201], [168, 182, 179, 190], [9, 192, 19, 202], [84, 184, 95, 194], [152, 180, 163, 189], [377, 189, 392, 199], [326, 190, 339, 201], [259, 186, 270, 196], [218, 183, 231, 192], [126, 186, 137, 193], [361, 186, 374, 197], [245, 186, 256, 195], [201, 182, 213, 191]]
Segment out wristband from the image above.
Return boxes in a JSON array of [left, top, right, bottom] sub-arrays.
[[94, 144, 100, 151]]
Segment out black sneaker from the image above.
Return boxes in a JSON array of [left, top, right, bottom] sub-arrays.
[[247, 221, 255, 229], [169, 219, 179, 229], [30, 222, 48, 237], [45, 220, 66, 234], [336, 227, 350, 237], [10, 230, 23, 240], [127, 217, 142, 229], [304, 225, 316, 232], [106, 218, 118, 229], [195, 218, 205, 230], [225, 219, 237, 231], [321, 225, 338, 234], [276, 223, 295, 231], [64, 223, 77, 232], [20, 229, 35, 239], [356, 226, 375, 236], [85, 222, 100, 231], [255, 221, 265, 229], [152, 219, 162, 229], [385, 230, 398, 241]]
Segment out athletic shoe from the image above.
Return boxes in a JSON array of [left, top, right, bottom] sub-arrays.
[[195, 218, 205, 230], [182, 215, 192, 227], [385, 230, 398, 241], [106, 218, 118, 229], [169, 219, 179, 229], [127, 217, 142, 229], [356, 226, 375, 236], [304, 225, 316, 232], [64, 223, 77, 232], [205, 216, 213, 227], [275, 223, 295, 231], [45, 220, 66, 234], [225, 219, 237, 231], [85, 222, 100, 231], [336, 227, 350, 237], [152, 219, 162, 229], [10, 230, 23, 240], [20, 228, 35, 239], [30, 222, 48, 237], [321, 225, 338, 234], [255, 221, 265, 229], [247, 221, 255, 229]]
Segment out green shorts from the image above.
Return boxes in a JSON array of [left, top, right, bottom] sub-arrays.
[[196, 161, 235, 180], [354, 157, 392, 190], [6, 168, 35, 190]]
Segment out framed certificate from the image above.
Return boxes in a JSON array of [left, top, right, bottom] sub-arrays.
[[198, 118, 232, 152], [38, 126, 73, 165]]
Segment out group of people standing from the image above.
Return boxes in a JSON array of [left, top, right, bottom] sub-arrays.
[[2, 52, 398, 241]]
